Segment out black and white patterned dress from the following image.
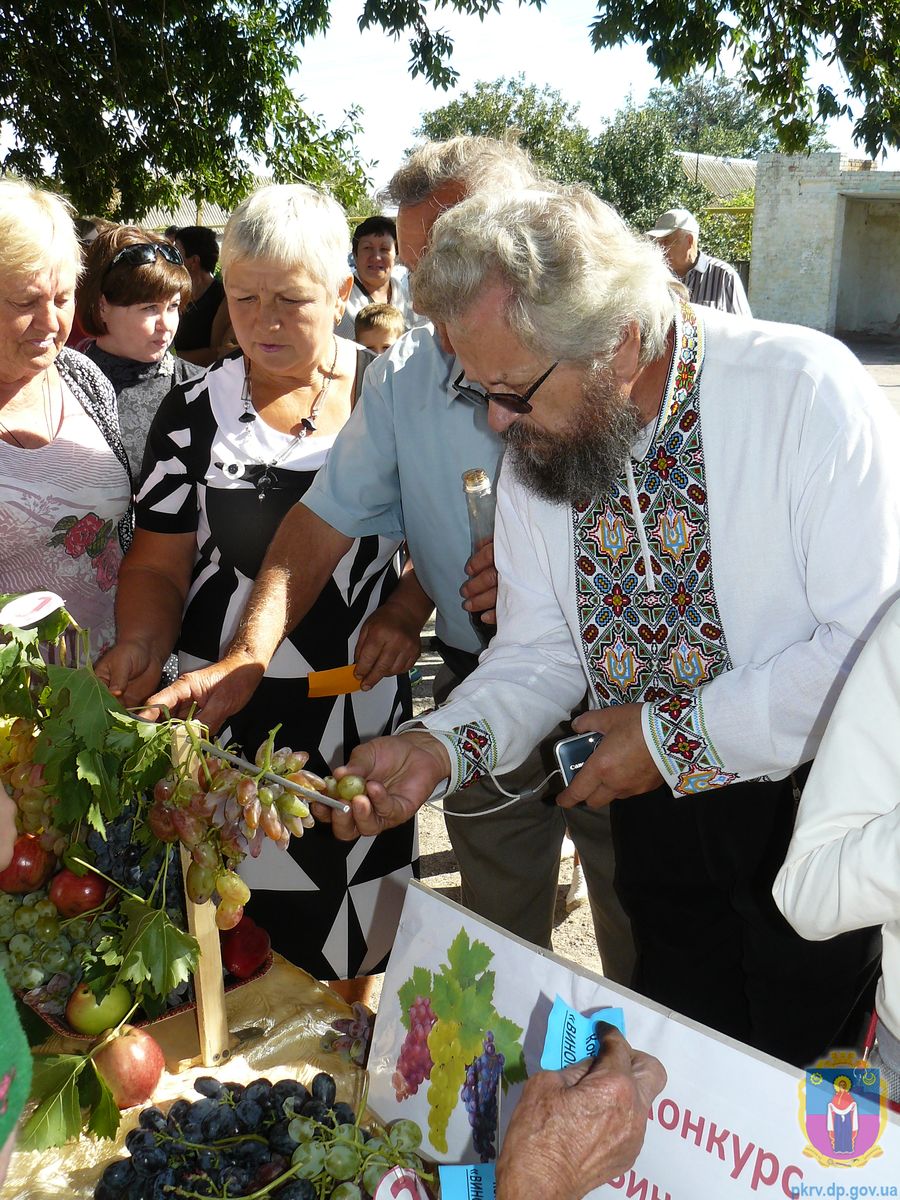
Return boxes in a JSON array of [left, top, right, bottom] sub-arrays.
[[136, 350, 419, 979]]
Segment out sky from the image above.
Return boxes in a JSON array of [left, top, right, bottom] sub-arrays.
[[290, 0, 898, 194]]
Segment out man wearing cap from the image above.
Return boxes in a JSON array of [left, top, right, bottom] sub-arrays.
[[647, 207, 751, 316]]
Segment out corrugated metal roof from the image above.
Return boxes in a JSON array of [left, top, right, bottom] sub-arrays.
[[127, 175, 275, 230], [676, 151, 756, 198], [134, 196, 231, 231]]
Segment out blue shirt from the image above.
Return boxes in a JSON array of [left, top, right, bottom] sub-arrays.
[[302, 324, 500, 653]]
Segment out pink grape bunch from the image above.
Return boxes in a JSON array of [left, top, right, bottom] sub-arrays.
[[393, 996, 438, 1100], [460, 1031, 505, 1161], [146, 744, 367, 931], [1, 718, 68, 856]]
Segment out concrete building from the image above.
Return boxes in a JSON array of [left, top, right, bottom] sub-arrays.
[[751, 153, 900, 336]]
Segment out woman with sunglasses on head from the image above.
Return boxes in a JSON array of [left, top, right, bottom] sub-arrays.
[[77, 228, 202, 477], [96, 184, 422, 1003], [0, 180, 131, 658]]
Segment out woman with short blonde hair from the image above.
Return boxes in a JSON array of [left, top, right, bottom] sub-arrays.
[[0, 179, 131, 656]]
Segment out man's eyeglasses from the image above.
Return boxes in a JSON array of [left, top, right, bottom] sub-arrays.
[[453, 361, 558, 414], [106, 243, 184, 273]]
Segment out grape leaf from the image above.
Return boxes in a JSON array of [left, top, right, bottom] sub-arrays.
[[45, 665, 122, 749], [77, 748, 118, 815], [19, 1054, 87, 1150], [397, 966, 433, 1029], [456, 978, 495, 1035], [81, 1062, 121, 1140], [116, 896, 199, 996], [445, 929, 493, 985], [0, 629, 44, 718], [491, 1014, 527, 1085], [108, 711, 173, 788], [431, 971, 464, 1022]]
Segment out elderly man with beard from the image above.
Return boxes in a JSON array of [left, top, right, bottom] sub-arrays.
[[323, 184, 900, 1068], [144, 138, 637, 984]]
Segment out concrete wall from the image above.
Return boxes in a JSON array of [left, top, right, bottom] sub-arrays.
[[835, 200, 900, 335], [750, 154, 900, 334]]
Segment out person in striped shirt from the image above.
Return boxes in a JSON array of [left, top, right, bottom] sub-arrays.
[[647, 208, 751, 316]]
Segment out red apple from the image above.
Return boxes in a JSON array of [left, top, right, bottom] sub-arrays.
[[221, 914, 271, 979], [0, 833, 55, 893], [49, 867, 109, 917], [93, 1024, 165, 1109], [65, 982, 132, 1036]]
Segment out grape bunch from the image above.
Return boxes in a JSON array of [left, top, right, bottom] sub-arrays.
[[0, 717, 67, 855], [93, 1070, 429, 1200], [0, 888, 95, 1002], [393, 996, 437, 1100], [426, 1019, 469, 1154], [146, 743, 325, 931], [460, 1031, 505, 1162], [321, 1001, 375, 1068]]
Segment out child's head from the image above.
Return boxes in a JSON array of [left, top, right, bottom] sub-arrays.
[[354, 303, 405, 354]]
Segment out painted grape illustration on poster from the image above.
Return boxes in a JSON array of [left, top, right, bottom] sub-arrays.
[[390, 928, 526, 1161]]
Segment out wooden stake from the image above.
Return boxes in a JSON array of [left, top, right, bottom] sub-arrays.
[[171, 722, 231, 1068]]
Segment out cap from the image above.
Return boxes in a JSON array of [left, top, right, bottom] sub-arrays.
[[646, 208, 699, 239]]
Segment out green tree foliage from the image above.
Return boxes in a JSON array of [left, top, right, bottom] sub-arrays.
[[2, 1, 896, 219], [588, 1, 899, 158], [414, 76, 602, 190], [592, 105, 708, 234], [644, 75, 833, 159], [698, 189, 754, 265], [0, 1, 371, 218], [366, 0, 900, 157]]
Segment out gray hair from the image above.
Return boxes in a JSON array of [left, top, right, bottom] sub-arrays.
[[412, 185, 681, 365], [221, 183, 350, 298], [383, 135, 540, 207], [0, 179, 80, 281]]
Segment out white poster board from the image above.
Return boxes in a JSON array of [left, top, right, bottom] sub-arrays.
[[368, 882, 900, 1198]]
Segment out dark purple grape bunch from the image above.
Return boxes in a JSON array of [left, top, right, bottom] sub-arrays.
[[461, 1030, 505, 1162]]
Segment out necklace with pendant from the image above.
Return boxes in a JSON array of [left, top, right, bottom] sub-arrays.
[[0, 370, 57, 448], [250, 339, 339, 502]]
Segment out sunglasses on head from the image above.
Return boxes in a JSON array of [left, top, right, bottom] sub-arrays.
[[453, 361, 559, 415], [106, 242, 184, 273]]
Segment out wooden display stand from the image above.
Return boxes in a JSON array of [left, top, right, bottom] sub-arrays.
[[171, 725, 232, 1070]]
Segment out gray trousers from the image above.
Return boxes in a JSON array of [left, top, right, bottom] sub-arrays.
[[434, 666, 635, 984]]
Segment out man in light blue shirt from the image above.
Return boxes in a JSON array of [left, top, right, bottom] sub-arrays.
[[305, 322, 496, 665]]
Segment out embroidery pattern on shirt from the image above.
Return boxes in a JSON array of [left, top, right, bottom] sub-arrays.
[[448, 719, 497, 790], [573, 301, 738, 793]]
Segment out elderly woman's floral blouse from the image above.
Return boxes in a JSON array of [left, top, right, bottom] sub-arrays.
[[0, 360, 131, 656]]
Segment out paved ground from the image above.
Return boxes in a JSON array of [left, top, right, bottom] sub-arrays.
[[845, 337, 900, 415]]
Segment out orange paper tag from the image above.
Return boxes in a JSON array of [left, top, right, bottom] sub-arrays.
[[307, 664, 362, 698]]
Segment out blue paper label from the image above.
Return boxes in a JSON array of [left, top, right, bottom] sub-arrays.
[[540, 994, 626, 1070], [438, 1162, 497, 1199]]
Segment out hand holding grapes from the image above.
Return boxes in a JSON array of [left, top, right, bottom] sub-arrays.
[[316, 732, 452, 840], [496, 1026, 666, 1200]]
